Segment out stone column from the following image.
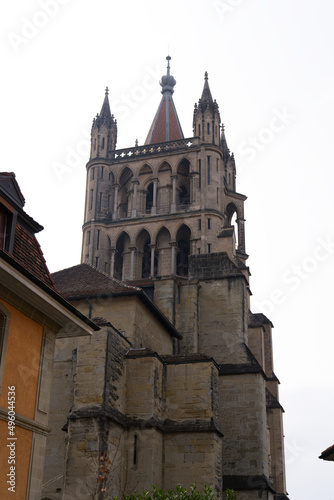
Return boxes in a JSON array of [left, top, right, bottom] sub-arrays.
[[129, 246, 136, 280], [131, 180, 139, 218], [112, 184, 119, 221], [238, 218, 246, 253], [171, 175, 178, 213], [110, 248, 116, 277], [152, 178, 158, 215], [149, 244, 156, 277], [170, 241, 177, 275], [189, 172, 196, 205]]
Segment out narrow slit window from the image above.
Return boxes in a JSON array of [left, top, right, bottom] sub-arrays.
[[89, 190, 93, 210], [207, 156, 211, 185], [198, 160, 202, 189]]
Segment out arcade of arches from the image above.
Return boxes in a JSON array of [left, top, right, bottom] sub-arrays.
[[112, 225, 191, 280], [106, 159, 192, 220]]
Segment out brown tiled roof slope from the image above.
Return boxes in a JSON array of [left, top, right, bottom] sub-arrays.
[[52, 263, 141, 298], [12, 225, 54, 288], [145, 95, 184, 145]]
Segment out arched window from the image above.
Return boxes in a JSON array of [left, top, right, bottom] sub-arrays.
[[179, 185, 190, 208], [146, 183, 154, 213], [226, 203, 239, 249], [176, 225, 191, 276], [137, 230, 156, 279], [142, 239, 151, 278], [118, 168, 133, 219]]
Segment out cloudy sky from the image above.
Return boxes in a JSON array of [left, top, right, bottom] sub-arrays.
[[1, 0, 334, 498]]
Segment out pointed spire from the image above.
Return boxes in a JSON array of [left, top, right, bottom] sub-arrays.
[[145, 56, 184, 145], [91, 88, 118, 157], [99, 88, 113, 127], [199, 71, 214, 112], [220, 124, 230, 161]]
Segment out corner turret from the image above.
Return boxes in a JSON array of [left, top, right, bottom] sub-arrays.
[[193, 72, 221, 146], [90, 87, 117, 160]]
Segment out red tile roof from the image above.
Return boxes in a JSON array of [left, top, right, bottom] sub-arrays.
[[12, 225, 54, 288], [145, 95, 184, 145]]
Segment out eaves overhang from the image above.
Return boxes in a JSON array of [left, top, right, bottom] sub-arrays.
[[0, 249, 99, 337]]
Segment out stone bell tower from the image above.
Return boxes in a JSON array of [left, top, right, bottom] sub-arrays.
[[80, 56, 288, 499], [81, 57, 246, 276]]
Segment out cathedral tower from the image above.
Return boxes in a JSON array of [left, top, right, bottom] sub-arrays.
[[78, 57, 288, 499]]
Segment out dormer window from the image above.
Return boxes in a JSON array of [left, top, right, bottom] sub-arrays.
[[0, 204, 14, 252]]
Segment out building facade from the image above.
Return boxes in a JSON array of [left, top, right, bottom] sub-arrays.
[[0, 173, 98, 500], [43, 58, 289, 499]]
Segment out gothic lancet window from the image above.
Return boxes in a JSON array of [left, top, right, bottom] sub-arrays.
[[146, 183, 154, 212], [176, 225, 191, 276]]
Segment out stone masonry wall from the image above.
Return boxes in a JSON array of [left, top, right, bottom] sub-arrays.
[[218, 373, 269, 478], [197, 277, 249, 365]]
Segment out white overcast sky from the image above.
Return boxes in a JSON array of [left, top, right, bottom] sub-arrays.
[[1, 1, 334, 498]]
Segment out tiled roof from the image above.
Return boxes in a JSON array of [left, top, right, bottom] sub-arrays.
[[52, 263, 142, 298], [0, 172, 25, 206], [52, 264, 182, 340], [12, 224, 54, 288], [319, 444, 334, 461], [145, 95, 184, 145]]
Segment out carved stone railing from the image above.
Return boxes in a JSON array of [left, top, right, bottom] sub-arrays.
[[110, 137, 200, 162]]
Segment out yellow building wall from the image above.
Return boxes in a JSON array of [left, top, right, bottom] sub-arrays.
[[0, 420, 33, 499], [0, 299, 43, 498], [0, 300, 43, 418]]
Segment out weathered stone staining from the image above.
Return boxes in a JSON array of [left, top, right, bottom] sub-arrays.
[[42, 58, 289, 499]]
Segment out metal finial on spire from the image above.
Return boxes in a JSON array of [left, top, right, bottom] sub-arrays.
[[166, 55, 171, 76], [204, 71, 208, 81], [105, 86, 109, 95], [160, 55, 176, 95]]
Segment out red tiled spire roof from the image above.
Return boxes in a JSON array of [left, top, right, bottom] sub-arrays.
[[145, 56, 184, 145]]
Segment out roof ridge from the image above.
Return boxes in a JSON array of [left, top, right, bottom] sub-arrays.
[[84, 262, 142, 292]]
